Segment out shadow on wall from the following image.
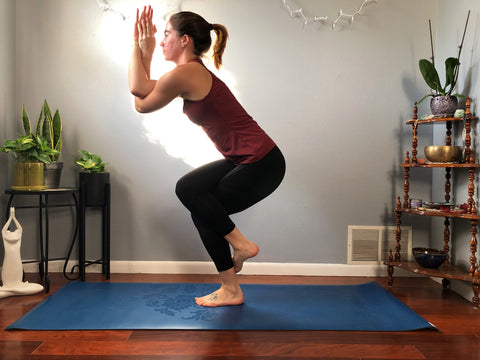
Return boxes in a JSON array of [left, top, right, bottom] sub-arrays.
[[382, 73, 434, 253], [382, 106, 413, 229]]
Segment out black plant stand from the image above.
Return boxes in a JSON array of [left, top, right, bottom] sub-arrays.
[[78, 180, 110, 281]]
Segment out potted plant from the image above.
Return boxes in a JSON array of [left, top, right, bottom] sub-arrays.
[[0, 133, 58, 190], [417, 12, 470, 115], [22, 100, 63, 188], [75, 150, 109, 206]]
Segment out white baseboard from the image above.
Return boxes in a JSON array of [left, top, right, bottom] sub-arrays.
[[20, 260, 414, 277]]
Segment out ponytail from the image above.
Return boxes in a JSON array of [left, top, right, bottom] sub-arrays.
[[211, 24, 228, 69], [169, 12, 229, 70]]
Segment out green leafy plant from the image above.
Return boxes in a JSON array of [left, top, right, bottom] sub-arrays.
[[418, 12, 470, 104], [22, 100, 63, 162], [75, 150, 108, 173], [0, 133, 58, 163]]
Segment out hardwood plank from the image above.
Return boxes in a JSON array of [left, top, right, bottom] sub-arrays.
[[128, 330, 472, 346], [33, 340, 425, 359], [421, 315, 480, 335], [0, 340, 42, 360], [0, 330, 132, 341], [415, 344, 480, 360], [26, 357, 361, 360]]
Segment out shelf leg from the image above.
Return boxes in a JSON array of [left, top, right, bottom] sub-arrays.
[[411, 115, 418, 163], [469, 220, 478, 276], [395, 209, 402, 261], [403, 167, 410, 209], [473, 264, 480, 309], [387, 265, 394, 287], [444, 168, 451, 203], [387, 249, 394, 287], [445, 120, 452, 146], [464, 98, 473, 163], [468, 168, 476, 214], [472, 285, 479, 309], [443, 217, 450, 263]]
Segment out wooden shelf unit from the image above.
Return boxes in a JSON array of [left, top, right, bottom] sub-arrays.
[[385, 97, 480, 308]]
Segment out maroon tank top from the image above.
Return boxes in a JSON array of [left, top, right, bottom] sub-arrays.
[[183, 58, 275, 165]]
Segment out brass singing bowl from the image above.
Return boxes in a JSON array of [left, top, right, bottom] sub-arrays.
[[424, 146, 463, 162]]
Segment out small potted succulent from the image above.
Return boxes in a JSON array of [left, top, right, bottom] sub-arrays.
[[75, 150, 109, 206], [417, 12, 470, 116]]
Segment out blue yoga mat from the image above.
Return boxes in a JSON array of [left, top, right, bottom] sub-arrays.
[[6, 281, 435, 331]]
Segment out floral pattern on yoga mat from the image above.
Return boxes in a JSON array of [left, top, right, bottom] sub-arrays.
[[144, 283, 218, 321]]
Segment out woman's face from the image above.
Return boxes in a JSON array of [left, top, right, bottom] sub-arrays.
[[160, 21, 183, 62]]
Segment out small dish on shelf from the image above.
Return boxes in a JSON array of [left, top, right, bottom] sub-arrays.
[[423, 202, 441, 210], [423, 202, 455, 211], [439, 204, 454, 212], [412, 247, 447, 269]]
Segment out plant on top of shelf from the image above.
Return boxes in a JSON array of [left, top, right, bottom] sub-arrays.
[[417, 11, 470, 115], [23, 100, 63, 162], [1, 100, 63, 164], [75, 150, 108, 173], [76, 150, 110, 207], [0, 101, 62, 190]]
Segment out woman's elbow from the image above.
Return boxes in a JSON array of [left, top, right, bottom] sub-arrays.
[[134, 102, 148, 113], [135, 106, 149, 114], [129, 86, 147, 99], [134, 98, 152, 114]]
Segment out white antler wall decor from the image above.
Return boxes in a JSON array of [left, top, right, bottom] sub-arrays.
[[282, 0, 377, 30], [95, 0, 181, 20]]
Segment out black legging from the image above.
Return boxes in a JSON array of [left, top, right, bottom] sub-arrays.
[[175, 146, 286, 272]]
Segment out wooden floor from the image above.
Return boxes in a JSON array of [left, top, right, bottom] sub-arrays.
[[1, 273, 479, 360]]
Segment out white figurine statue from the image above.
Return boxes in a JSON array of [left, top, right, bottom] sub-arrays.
[[0, 207, 43, 298]]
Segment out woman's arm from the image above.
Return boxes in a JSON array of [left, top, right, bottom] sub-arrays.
[[129, 45, 156, 98], [128, 7, 157, 98], [134, 68, 186, 113]]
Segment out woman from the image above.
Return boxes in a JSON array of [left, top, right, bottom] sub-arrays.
[[129, 6, 285, 307]]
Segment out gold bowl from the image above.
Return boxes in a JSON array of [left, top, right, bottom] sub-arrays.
[[424, 146, 462, 163]]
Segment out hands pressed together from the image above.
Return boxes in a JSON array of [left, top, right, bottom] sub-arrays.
[[134, 6, 157, 68], [129, 5, 178, 111]]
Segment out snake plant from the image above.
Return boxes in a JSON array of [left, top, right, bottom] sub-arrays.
[[22, 100, 63, 162]]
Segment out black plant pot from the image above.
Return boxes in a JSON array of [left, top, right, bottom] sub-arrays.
[[79, 172, 110, 206], [44, 162, 63, 189]]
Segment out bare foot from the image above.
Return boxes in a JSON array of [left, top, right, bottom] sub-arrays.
[[233, 241, 259, 273], [195, 286, 244, 307]]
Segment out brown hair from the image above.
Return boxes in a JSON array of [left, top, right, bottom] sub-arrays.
[[169, 11, 228, 69]]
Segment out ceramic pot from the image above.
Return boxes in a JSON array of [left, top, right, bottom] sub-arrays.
[[12, 162, 45, 191], [430, 95, 458, 116], [44, 162, 63, 189]]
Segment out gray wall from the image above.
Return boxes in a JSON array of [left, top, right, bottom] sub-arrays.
[[1, 0, 452, 267]]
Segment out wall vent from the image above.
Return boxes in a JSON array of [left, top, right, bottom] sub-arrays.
[[347, 226, 412, 265]]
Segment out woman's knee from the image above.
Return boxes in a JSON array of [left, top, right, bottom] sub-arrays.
[[175, 176, 191, 203]]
